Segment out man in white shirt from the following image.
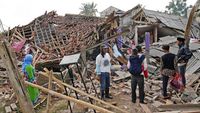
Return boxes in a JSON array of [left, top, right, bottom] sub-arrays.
[[96, 45, 112, 100]]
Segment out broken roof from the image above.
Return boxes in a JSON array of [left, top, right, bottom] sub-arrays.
[[143, 9, 199, 32], [8, 11, 105, 65], [122, 5, 200, 38]]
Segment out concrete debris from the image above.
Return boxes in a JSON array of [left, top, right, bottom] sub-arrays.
[[10, 103, 17, 111], [181, 88, 198, 102], [5, 106, 12, 113]]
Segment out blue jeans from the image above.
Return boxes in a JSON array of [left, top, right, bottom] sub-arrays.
[[178, 65, 186, 86], [100, 72, 110, 90]]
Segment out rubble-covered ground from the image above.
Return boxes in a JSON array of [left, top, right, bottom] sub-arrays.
[[0, 57, 200, 113]]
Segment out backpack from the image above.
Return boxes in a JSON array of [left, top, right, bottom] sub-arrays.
[[129, 55, 145, 75]]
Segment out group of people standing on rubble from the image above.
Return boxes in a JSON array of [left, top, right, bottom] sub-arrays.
[[95, 36, 192, 104], [21, 34, 192, 105]]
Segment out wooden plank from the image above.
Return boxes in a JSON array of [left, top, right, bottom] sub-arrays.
[[34, 97, 47, 109], [158, 104, 200, 112], [25, 81, 114, 113], [46, 70, 53, 113], [39, 70, 128, 113], [155, 111, 200, 113], [0, 41, 35, 113], [140, 104, 152, 113]]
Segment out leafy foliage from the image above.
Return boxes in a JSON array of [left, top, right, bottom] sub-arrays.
[[79, 2, 98, 16], [165, 0, 192, 17]]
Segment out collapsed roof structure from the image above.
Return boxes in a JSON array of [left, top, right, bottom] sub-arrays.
[[120, 5, 200, 45], [6, 11, 105, 69]]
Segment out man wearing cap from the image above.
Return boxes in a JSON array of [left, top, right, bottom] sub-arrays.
[[176, 36, 191, 87], [96, 45, 112, 100]]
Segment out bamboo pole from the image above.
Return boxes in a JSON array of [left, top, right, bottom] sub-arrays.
[[24, 81, 114, 113], [46, 70, 53, 113], [39, 70, 128, 113], [184, 0, 200, 47]]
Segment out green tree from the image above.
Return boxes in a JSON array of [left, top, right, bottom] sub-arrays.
[[79, 2, 98, 16], [165, 0, 191, 17]]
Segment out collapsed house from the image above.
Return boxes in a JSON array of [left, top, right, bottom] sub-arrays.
[[6, 11, 104, 70], [120, 5, 200, 44]]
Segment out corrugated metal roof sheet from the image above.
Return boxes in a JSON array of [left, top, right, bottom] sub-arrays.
[[186, 60, 200, 74], [144, 9, 187, 31], [149, 48, 164, 57], [143, 9, 199, 38]]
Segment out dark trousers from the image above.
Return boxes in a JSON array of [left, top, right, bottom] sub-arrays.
[[178, 65, 186, 86], [100, 72, 110, 90], [162, 75, 169, 97], [131, 75, 144, 102], [100, 72, 110, 99]]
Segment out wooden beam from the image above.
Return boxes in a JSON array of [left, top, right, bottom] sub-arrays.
[[39, 71, 128, 113], [24, 81, 114, 113], [133, 20, 152, 25], [184, 0, 200, 47], [0, 41, 35, 113], [158, 104, 200, 112]]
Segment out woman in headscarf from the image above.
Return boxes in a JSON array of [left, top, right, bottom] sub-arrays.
[[22, 54, 39, 104]]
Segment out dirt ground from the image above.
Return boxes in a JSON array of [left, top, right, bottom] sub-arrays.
[[36, 87, 146, 113]]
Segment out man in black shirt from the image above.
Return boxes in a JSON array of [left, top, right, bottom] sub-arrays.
[[160, 45, 177, 99], [176, 36, 192, 87]]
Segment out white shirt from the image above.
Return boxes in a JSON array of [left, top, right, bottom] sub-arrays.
[[112, 44, 122, 57], [96, 53, 111, 73]]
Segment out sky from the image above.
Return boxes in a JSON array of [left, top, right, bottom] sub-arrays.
[[0, 0, 196, 29]]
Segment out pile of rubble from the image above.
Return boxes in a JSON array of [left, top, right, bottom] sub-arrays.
[[0, 58, 19, 113], [6, 11, 104, 65]]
